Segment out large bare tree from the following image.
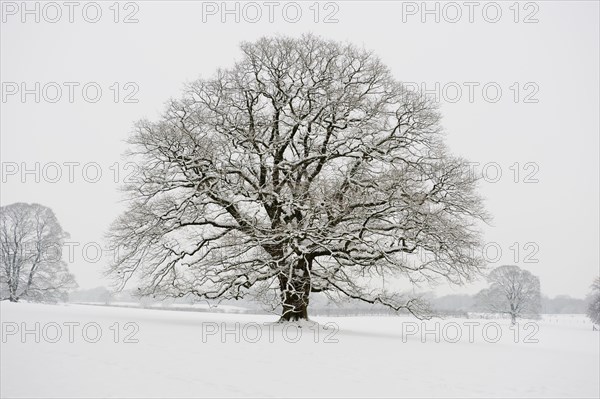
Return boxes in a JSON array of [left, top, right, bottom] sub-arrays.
[[107, 35, 487, 321], [0, 203, 77, 302], [476, 265, 541, 324]]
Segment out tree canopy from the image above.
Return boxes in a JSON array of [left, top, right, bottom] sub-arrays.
[[1, 202, 76, 302], [108, 35, 487, 320], [587, 277, 600, 326], [476, 265, 541, 324]]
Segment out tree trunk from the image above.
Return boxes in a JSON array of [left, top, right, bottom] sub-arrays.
[[278, 257, 311, 322], [8, 281, 18, 302], [280, 290, 309, 321], [510, 313, 516, 325]]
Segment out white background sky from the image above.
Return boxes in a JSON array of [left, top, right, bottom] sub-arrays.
[[1, 0, 598, 298]]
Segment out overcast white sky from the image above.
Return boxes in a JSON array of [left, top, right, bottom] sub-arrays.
[[1, 1, 598, 298]]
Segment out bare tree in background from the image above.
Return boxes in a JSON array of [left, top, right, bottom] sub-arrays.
[[476, 265, 541, 324], [587, 277, 600, 329], [0, 203, 77, 302], [107, 35, 487, 321]]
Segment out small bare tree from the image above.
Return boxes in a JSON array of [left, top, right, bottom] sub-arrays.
[[586, 277, 600, 329], [107, 35, 487, 321], [0, 203, 77, 302], [476, 265, 541, 324]]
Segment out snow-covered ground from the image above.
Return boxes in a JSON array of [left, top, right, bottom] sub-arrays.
[[71, 301, 250, 313], [1, 302, 598, 398]]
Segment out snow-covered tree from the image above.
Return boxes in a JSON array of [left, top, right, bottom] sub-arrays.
[[476, 265, 541, 324], [0, 203, 77, 302], [586, 277, 600, 328], [107, 35, 487, 321]]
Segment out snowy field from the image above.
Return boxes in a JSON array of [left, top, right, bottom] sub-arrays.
[[1, 302, 598, 398]]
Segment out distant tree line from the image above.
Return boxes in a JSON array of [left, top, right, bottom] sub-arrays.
[[69, 285, 592, 316]]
